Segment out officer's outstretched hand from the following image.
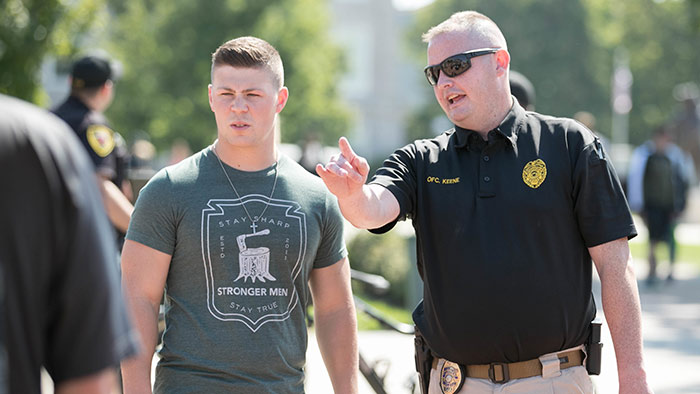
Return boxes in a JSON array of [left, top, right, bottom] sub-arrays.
[[316, 137, 370, 200]]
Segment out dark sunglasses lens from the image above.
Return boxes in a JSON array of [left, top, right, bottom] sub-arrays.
[[442, 55, 470, 77], [425, 66, 440, 85]]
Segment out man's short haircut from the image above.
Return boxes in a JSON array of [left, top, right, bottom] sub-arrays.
[[211, 36, 284, 89], [421, 10, 507, 50]]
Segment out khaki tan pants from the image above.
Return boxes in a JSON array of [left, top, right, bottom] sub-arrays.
[[428, 346, 594, 394]]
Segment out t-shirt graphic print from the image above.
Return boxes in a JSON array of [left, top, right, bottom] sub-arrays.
[[202, 195, 307, 332]]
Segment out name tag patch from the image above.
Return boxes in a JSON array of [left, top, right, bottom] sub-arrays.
[[427, 176, 460, 185]]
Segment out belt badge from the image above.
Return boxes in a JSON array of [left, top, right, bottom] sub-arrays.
[[440, 360, 464, 394], [522, 158, 547, 188]]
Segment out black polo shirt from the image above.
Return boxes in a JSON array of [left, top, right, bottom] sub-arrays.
[[370, 101, 636, 365]]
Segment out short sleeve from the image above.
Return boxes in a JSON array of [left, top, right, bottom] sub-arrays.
[[126, 169, 178, 255], [313, 193, 348, 268], [84, 123, 119, 178], [572, 138, 637, 247], [368, 144, 418, 233]]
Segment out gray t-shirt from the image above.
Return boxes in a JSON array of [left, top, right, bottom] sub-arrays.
[[127, 146, 347, 393]]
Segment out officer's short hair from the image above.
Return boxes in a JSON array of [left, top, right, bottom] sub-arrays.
[[421, 10, 507, 50], [211, 36, 284, 89]]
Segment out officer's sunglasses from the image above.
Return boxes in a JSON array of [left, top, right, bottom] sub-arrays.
[[423, 48, 501, 86]]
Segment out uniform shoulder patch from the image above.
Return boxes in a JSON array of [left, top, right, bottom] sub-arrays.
[[86, 124, 115, 157]]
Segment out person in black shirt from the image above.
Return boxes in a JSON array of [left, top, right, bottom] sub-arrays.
[[0, 94, 139, 394], [53, 55, 134, 249], [317, 10, 652, 394]]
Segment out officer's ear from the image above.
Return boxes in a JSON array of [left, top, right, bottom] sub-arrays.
[[494, 49, 510, 77]]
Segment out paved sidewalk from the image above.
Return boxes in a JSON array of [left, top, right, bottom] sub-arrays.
[[591, 261, 700, 394]]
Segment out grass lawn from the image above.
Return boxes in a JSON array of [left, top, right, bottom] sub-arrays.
[[356, 297, 413, 331], [629, 240, 700, 266]]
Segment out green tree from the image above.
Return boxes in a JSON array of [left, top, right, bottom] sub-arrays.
[[103, 0, 349, 152], [405, 0, 606, 140], [583, 0, 700, 145], [0, 0, 105, 104], [405, 0, 699, 147]]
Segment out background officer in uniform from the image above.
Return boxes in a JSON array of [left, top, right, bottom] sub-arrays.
[[317, 10, 652, 394], [53, 55, 134, 249]]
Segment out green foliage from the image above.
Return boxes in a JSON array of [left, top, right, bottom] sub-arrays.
[[0, 0, 104, 104], [347, 231, 410, 306], [406, 0, 700, 147], [407, 0, 606, 137], [102, 0, 349, 152]]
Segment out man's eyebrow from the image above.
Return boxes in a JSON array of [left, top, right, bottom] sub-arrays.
[[215, 86, 263, 93]]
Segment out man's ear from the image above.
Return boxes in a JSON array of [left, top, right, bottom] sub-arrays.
[[495, 50, 510, 76], [208, 84, 215, 112], [276, 86, 289, 114]]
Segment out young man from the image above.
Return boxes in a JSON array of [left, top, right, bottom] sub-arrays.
[[317, 11, 652, 394], [0, 94, 138, 394], [52, 55, 134, 249], [627, 126, 694, 284], [120, 36, 358, 393]]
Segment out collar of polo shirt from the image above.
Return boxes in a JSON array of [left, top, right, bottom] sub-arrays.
[[453, 98, 524, 150]]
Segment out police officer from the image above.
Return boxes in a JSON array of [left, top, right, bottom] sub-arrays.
[[318, 10, 652, 394], [53, 55, 134, 248]]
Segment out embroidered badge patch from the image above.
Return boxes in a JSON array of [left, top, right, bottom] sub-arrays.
[[440, 361, 463, 394], [86, 125, 115, 157], [522, 158, 547, 188]]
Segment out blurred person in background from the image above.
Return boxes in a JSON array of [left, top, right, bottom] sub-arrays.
[[120, 36, 357, 393], [668, 82, 700, 180], [627, 126, 694, 284], [508, 70, 535, 111], [574, 111, 611, 157], [52, 54, 134, 252], [318, 10, 651, 394], [0, 94, 139, 394]]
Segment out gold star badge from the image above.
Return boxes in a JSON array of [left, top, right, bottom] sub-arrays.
[[522, 158, 547, 188]]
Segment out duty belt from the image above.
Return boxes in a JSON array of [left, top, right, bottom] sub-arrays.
[[432, 348, 584, 384]]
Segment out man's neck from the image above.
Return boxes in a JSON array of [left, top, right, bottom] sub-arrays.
[[214, 140, 278, 172], [464, 96, 513, 140]]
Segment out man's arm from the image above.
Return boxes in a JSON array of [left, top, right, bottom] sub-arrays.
[[98, 174, 134, 233], [589, 238, 653, 394], [309, 257, 358, 394], [316, 137, 399, 229], [120, 240, 172, 394]]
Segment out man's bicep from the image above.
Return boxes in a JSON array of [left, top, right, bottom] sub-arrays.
[[309, 257, 353, 314], [121, 239, 171, 305], [588, 237, 631, 277]]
